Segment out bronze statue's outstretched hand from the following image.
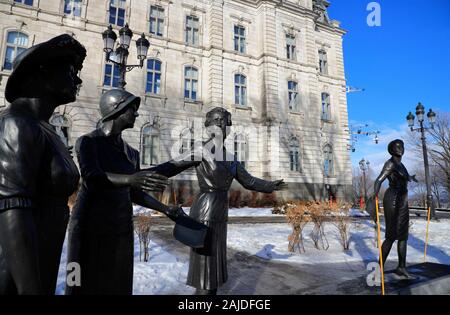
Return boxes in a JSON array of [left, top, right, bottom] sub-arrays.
[[128, 171, 168, 192], [166, 205, 187, 221], [409, 174, 418, 183], [272, 179, 288, 191]]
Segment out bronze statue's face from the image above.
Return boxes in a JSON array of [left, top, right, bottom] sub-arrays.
[[43, 63, 82, 105], [207, 111, 230, 140], [113, 102, 139, 131], [392, 141, 405, 157]]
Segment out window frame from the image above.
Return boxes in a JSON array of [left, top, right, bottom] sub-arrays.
[[14, 0, 34, 6], [323, 144, 333, 177], [289, 137, 300, 172], [62, 0, 83, 17], [234, 133, 247, 168], [234, 73, 247, 107], [103, 63, 121, 88], [50, 114, 72, 146], [288, 80, 299, 112], [286, 33, 296, 60], [140, 124, 160, 166], [108, 0, 127, 27], [149, 5, 165, 37], [2, 30, 29, 72], [145, 58, 162, 95], [233, 25, 246, 54], [185, 15, 200, 46], [184, 66, 198, 101], [319, 49, 328, 75], [321, 92, 331, 121]]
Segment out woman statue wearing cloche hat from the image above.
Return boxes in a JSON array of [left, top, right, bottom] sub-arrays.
[[0, 34, 86, 294]]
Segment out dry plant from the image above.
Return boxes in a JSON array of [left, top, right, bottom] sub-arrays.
[[133, 212, 152, 262], [309, 202, 330, 250], [285, 201, 311, 253], [328, 201, 352, 251]]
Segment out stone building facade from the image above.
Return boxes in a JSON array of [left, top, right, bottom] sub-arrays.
[[0, 0, 352, 201]]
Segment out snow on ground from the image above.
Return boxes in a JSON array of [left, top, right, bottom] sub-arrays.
[[133, 206, 370, 217], [56, 216, 450, 295]]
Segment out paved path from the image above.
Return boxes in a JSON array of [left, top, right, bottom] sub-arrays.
[[150, 225, 384, 295]]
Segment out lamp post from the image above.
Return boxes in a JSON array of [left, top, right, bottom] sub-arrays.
[[359, 158, 370, 209], [406, 102, 437, 220], [102, 24, 150, 89]]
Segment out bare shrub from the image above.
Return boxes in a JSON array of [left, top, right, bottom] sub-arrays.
[[285, 201, 311, 253], [309, 202, 330, 250], [229, 190, 242, 208], [328, 201, 352, 251], [134, 212, 152, 262]]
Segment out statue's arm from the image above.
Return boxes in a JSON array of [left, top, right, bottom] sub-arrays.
[[234, 163, 276, 193], [373, 160, 394, 196]]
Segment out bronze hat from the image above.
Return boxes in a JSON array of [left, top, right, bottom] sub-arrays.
[[5, 34, 87, 103], [99, 89, 141, 122]]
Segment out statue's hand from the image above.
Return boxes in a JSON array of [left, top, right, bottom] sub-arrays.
[[272, 179, 288, 191], [128, 171, 168, 192], [166, 205, 186, 221], [409, 174, 418, 183]]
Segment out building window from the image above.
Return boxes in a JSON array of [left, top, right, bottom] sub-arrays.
[[14, 0, 33, 5], [185, 15, 199, 46], [146, 59, 161, 94], [289, 137, 300, 172], [323, 144, 333, 177], [103, 63, 121, 88], [179, 128, 195, 162], [149, 5, 164, 37], [63, 0, 82, 16], [184, 66, 198, 100], [319, 49, 328, 75], [234, 74, 247, 107], [286, 34, 296, 60], [321, 92, 331, 121], [141, 125, 159, 166], [2, 31, 28, 71], [234, 25, 246, 54], [109, 0, 126, 27], [234, 133, 247, 168], [288, 81, 299, 111], [50, 114, 71, 146]]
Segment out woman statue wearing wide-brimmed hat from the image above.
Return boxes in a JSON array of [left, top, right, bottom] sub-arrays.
[[65, 89, 184, 295], [0, 34, 86, 294], [373, 139, 417, 278]]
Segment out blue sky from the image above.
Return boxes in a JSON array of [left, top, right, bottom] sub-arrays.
[[328, 0, 450, 173]]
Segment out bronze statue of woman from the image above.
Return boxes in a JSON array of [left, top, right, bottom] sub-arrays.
[[0, 34, 86, 294], [65, 89, 182, 295], [373, 139, 417, 278]]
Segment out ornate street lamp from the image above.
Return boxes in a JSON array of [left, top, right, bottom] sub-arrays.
[[406, 102, 438, 219], [359, 158, 370, 209], [102, 24, 150, 89]]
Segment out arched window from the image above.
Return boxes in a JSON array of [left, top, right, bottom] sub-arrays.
[[146, 59, 161, 94], [289, 137, 300, 172], [234, 74, 247, 106], [141, 125, 159, 166], [323, 144, 333, 177], [50, 114, 71, 146], [63, 0, 82, 16], [109, 0, 126, 27], [184, 66, 198, 100], [321, 92, 331, 121], [319, 49, 328, 75], [288, 80, 299, 111], [14, 0, 33, 5], [180, 128, 195, 161], [3, 31, 28, 71], [234, 133, 247, 168]]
